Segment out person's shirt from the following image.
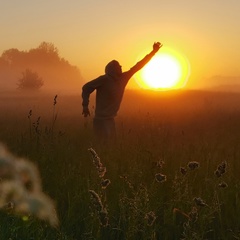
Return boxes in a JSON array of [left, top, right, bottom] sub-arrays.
[[82, 50, 157, 119]]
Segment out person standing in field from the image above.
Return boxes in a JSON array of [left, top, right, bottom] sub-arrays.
[[82, 42, 162, 141]]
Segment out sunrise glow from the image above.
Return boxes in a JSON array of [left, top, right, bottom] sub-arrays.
[[135, 48, 191, 90]]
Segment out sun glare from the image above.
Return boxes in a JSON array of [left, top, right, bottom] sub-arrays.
[[135, 47, 190, 90]]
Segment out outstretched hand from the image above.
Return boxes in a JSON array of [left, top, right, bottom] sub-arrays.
[[153, 42, 163, 53]]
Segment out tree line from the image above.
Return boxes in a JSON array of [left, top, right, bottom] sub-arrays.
[[0, 42, 83, 91]]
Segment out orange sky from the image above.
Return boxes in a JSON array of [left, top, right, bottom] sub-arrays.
[[1, 0, 240, 90]]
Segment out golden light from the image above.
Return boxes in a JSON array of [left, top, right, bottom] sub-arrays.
[[135, 47, 190, 90]]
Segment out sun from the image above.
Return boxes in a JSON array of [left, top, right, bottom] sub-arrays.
[[135, 47, 190, 90], [142, 54, 181, 88]]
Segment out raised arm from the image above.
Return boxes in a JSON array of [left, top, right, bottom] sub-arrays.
[[129, 42, 163, 74]]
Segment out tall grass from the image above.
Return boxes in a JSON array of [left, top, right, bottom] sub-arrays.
[[0, 90, 240, 239]]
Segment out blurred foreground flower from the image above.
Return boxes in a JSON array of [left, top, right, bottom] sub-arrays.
[[0, 144, 58, 227]]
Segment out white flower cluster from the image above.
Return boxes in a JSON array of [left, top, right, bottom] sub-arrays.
[[0, 144, 58, 227]]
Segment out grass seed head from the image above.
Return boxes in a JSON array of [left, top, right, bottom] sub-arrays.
[[89, 190, 103, 212], [188, 207, 198, 223], [152, 160, 165, 169], [214, 170, 222, 178], [215, 161, 227, 177], [101, 179, 111, 189], [99, 208, 109, 227], [180, 167, 187, 175], [145, 211, 157, 226], [88, 148, 103, 169], [194, 197, 207, 207], [188, 161, 200, 170], [89, 190, 108, 226], [98, 167, 106, 178], [218, 181, 228, 188], [155, 173, 167, 183]]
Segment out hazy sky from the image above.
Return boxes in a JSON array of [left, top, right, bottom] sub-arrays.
[[1, 0, 240, 89]]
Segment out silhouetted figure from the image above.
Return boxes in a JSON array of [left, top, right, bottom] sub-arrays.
[[82, 42, 162, 141]]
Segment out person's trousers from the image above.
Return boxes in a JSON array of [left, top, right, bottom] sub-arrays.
[[93, 118, 116, 141]]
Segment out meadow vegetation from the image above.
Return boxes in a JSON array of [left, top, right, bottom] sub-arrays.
[[0, 89, 240, 239]]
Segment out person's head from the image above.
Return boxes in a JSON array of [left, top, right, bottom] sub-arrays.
[[105, 60, 122, 77]]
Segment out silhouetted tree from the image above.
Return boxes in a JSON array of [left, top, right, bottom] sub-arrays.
[[38, 42, 59, 55], [1, 48, 20, 65], [17, 69, 44, 91], [28, 42, 60, 65]]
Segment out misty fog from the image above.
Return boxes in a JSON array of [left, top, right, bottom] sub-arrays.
[[0, 42, 84, 94]]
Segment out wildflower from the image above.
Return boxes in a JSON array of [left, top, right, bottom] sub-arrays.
[[214, 170, 222, 178], [3, 202, 14, 210], [188, 161, 200, 170], [119, 175, 127, 180], [215, 161, 227, 177], [0, 181, 26, 208], [89, 190, 109, 227], [218, 161, 227, 173], [152, 160, 165, 169], [194, 197, 207, 207], [89, 190, 103, 212], [0, 144, 15, 163], [119, 175, 134, 189], [15, 159, 42, 192], [180, 167, 187, 175], [218, 181, 228, 188], [0, 144, 59, 227], [15, 192, 59, 227], [98, 166, 106, 178], [88, 148, 107, 178], [99, 208, 109, 227], [155, 173, 167, 183], [88, 148, 102, 169], [101, 179, 111, 189], [145, 211, 157, 226], [188, 207, 198, 223], [0, 154, 15, 180]]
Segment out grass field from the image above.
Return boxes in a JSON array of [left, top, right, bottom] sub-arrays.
[[0, 89, 240, 239]]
